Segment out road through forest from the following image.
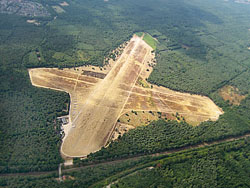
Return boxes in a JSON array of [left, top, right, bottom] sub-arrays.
[[0, 133, 249, 177]]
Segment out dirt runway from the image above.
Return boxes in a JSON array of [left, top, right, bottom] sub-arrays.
[[61, 37, 150, 157], [29, 35, 223, 157]]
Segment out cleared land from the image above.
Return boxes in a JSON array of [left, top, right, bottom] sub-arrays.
[[219, 85, 246, 105], [29, 35, 223, 158]]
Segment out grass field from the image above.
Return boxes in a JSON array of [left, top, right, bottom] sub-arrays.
[[143, 33, 158, 50], [135, 32, 144, 37]]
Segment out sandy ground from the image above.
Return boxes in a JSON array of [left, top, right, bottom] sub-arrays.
[[123, 84, 223, 125], [30, 36, 152, 157], [29, 35, 223, 158], [27, 19, 40, 25], [61, 36, 151, 157], [64, 159, 73, 166]]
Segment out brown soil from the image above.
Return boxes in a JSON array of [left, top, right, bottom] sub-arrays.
[[29, 35, 223, 158], [219, 85, 246, 105]]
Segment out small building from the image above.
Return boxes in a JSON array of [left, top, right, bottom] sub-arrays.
[[58, 116, 69, 125]]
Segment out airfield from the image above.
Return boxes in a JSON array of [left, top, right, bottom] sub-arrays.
[[29, 35, 223, 158]]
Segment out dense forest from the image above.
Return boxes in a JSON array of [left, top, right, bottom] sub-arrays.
[[0, 68, 69, 173], [146, 0, 250, 96], [0, 0, 250, 179], [110, 138, 250, 188], [0, 137, 249, 187]]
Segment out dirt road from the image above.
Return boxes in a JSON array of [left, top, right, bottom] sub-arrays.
[[1, 133, 249, 177]]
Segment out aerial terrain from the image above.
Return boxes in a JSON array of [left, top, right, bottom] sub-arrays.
[[29, 35, 222, 157], [0, 0, 250, 187]]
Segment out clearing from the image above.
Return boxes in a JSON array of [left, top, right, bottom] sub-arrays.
[[219, 85, 246, 105], [29, 35, 223, 158], [142, 33, 158, 50], [26, 19, 40, 25]]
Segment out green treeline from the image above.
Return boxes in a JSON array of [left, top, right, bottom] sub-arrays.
[[0, 12, 71, 173], [79, 95, 250, 162], [0, 69, 69, 173], [0, 137, 249, 188], [110, 138, 250, 188], [1, 0, 250, 175], [75, 0, 250, 164], [148, 51, 247, 96], [146, 0, 250, 96]]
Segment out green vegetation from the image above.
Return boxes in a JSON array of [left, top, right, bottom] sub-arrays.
[[135, 32, 143, 37], [230, 70, 250, 95], [0, 10, 69, 173], [147, 0, 250, 96], [1, 0, 250, 180], [0, 157, 149, 188], [110, 138, 250, 188], [143, 33, 157, 50], [0, 137, 249, 188], [0, 69, 69, 173], [137, 77, 150, 88], [148, 50, 246, 95], [79, 95, 250, 162]]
